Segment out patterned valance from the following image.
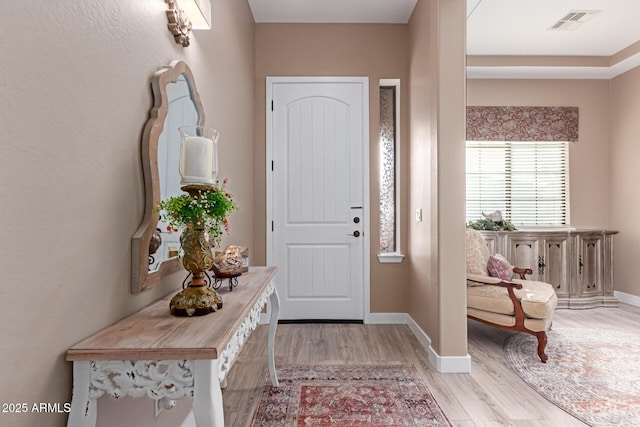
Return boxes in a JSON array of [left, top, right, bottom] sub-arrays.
[[466, 106, 579, 142]]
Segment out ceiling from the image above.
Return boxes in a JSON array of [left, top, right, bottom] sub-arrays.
[[467, 0, 640, 78], [248, 0, 418, 24], [248, 0, 640, 79], [467, 0, 640, 56]]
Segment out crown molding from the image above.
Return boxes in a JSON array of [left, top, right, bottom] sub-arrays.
[[467, 42, 640, 79]]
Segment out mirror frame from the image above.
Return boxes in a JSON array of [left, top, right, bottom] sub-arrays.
[[131, 60, 205, 293]]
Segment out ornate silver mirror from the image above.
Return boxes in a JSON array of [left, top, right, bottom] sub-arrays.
[[131, 60, 204, 293]]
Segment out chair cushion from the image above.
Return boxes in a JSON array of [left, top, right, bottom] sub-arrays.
[[466, 228, 490, 276], [467, 308, 553, 332], [467, 279, 558, 320], [487, 254, 513, 281]]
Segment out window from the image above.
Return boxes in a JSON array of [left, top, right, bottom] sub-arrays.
[[466, 141, 569, 226], [379, 80, 403, 262]]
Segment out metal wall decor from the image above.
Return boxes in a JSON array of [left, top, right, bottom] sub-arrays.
[[165, 0, 193, 47]]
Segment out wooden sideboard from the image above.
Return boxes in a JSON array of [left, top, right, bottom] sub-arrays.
[[66, 266, 280, 427], [479, 229, 618, 309]]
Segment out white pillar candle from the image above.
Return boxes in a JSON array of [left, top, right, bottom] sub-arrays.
[[181, 136, 214, 183]]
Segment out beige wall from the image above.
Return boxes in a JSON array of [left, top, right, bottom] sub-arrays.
[[0, 1, 255, 426], [434, 0, 468, 358], [407, 0, 468, 359], [611, 66, 640, 298], [467, 79, 612, 228], [253, 23, 410, 313], [407, 0, 439, 343]]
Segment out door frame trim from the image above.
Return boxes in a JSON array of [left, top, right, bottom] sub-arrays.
[[265, 76, 371, 321]]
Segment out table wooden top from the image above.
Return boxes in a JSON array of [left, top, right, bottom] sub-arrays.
[[67, 266, 277, 362]]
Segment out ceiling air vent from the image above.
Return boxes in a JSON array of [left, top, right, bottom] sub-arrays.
[[548, 10, 601, 31]]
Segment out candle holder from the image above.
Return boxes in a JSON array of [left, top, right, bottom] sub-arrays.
[[157, 125, 237, 316], [178, 125, 219, 185], [168, 125, 225, 316], [169, 183, 223, 316]]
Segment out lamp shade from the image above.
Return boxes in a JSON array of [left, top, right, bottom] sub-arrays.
[[178, 126, 219, 185]]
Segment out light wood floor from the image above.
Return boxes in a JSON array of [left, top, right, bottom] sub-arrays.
[[222, 303, 640, 426]]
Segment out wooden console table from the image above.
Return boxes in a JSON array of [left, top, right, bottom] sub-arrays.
[[66, 266, 279, 427]]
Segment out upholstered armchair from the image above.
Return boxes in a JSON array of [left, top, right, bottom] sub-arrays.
[[465, 228, 558, 362]]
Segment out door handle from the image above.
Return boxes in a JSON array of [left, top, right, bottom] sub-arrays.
[[538, 256, 545, 275], [348, 231, 361, 237], [579, 255, 584, 274]]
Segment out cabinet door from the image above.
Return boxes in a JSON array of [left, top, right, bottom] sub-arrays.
[[480, 232, 499, 256], [507, 235, 540, 280], [540, 237, 570, 297], [602, 234, 615, 298], [576, 234, 604, 297]]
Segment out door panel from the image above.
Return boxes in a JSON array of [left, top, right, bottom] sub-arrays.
[[286, 244, 351, 299], [508, 238, 539, 279], [542, 238, 569, 297], [286, 98, 350, 224], [578, 235, 603, 296], [269, 78, 367, 320]]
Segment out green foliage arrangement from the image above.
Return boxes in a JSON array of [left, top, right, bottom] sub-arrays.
[[155, 179, 238, 247], [467, 217, 517, 231]]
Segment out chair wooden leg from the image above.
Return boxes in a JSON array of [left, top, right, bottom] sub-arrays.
[[535, 331, 548, 363]]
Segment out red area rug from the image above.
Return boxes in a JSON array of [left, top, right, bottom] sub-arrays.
[[505, 328, 640, 426], [250, 365, 452, 426]]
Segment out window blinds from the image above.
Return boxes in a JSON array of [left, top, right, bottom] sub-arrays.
[[466, 141, 568, 225]]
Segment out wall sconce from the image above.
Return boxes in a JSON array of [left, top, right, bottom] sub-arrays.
[[165, 0, 211, 47]]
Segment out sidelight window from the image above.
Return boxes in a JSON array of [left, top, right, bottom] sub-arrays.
[[378, 80, 403, 262]]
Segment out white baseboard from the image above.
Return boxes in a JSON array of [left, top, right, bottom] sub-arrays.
[[368, 313, 471, 373], [181, 411, 195, 427], [366, 312, 410, 324], [405, 315, 471, 373], [614, 290, 640, 307], [404, 314, 432, 349], [427, 352, 472, 373]]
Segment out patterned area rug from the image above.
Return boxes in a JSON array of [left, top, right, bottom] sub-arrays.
[[250, 365, 452, 426], [504, 328, 640, 427]]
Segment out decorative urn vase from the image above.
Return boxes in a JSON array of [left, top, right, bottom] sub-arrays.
[[169, 185, 224, 317]]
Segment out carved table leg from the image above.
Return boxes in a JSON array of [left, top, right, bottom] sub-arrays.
[[268, 288, 280, 387], [67, 361, 97, 427], [193, 359, 224, 427]]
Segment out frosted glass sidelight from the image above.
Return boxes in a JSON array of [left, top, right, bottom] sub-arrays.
[[379, 86, 396, 253]]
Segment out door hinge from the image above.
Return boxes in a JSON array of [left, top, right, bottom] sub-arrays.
[[271, 221, 274, 232], [271, 160, 274, 171], [271, 100, 274, 111]]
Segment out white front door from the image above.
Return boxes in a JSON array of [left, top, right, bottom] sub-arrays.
[[267, 77, 369, 320]]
